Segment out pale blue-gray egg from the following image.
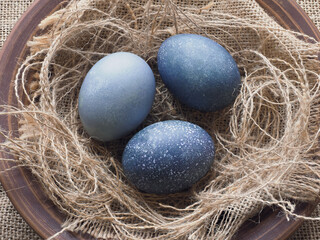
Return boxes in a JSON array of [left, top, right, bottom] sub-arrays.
[[122, 120, 215, 194], [78, 52, 156, 142], [157, 34, 241, 112]]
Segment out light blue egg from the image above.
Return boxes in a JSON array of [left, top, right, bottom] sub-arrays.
[[157, 34, 241, 112], [78, 52, 156, 142], [122, 120, 215, 194]]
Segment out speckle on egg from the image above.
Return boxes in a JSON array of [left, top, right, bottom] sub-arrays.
[[122, 120, 215, 194]]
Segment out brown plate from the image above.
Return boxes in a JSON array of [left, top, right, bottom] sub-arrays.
[[0, 0, 319, 239]]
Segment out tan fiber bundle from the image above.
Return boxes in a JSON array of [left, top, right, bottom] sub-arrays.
[[1, 0, 320, 239]]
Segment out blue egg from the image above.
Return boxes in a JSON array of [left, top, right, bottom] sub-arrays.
[[122, 120, 215, 194], [78, 52, 156, 142], [157, 34, 241, 112]]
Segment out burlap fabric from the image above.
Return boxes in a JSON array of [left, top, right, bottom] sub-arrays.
[[0, 0, 319, 239]]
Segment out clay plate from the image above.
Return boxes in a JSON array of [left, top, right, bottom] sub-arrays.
[[0, 0, 319, 239]]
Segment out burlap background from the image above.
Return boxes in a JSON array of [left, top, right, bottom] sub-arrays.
[[0, 0, 319, 239]]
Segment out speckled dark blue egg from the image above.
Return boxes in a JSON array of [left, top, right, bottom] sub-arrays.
[[78, 52, 156, 142], [157, 34, 241, 112], [122, 120, 215, 194]]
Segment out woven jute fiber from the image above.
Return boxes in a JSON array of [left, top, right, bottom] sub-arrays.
[[1, 0, 320, 240]]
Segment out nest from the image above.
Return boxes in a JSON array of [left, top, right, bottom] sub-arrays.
[[1, 0, 320, 239]]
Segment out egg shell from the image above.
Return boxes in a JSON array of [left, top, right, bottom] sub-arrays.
[[157, 34, 241, 112], [122, 120, 215, 194], [78, 52, 156, 142]]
